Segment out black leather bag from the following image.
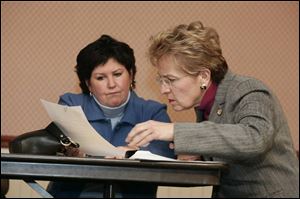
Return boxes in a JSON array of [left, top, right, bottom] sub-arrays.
[[9, 122, 79, 155]]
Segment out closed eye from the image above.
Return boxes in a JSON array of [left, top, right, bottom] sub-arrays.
[[167, 78, 176, 82], [96, 76, 105, 80], [114, 72, 122, 77]]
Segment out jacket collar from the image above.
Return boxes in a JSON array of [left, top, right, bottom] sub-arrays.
[[214, 70, 235, 105], [208, 70, 235, 121]]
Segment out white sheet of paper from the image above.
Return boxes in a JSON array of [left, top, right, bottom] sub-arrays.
[[129, 150, 177, 161], [40, 99, 125, 157]]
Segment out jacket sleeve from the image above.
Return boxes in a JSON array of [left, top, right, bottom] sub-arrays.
[[58, 93, 83, 106], [150, 103, 171, 123], [174, 79, 282, 162]]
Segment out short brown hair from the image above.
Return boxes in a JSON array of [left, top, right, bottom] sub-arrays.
[[148, 21, 228, 84]]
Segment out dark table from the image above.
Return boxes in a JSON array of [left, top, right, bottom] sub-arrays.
[[1, 153, 228, 198]]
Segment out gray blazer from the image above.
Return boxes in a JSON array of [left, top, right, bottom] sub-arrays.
[[174, 71, 299, 198]]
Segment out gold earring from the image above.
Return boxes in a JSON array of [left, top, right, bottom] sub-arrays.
[[200, 84, 207, 90], [130, 80, 135, 90]]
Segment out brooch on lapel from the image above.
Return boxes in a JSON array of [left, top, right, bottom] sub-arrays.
[[217, 108, 223, 116]]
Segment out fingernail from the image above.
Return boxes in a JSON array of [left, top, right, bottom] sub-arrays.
[[141, 143, 149, 147]]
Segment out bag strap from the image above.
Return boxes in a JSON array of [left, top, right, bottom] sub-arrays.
[[45, 122, 79, 148]]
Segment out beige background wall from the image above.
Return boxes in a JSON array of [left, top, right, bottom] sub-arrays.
[[1, 1, 299, 150]]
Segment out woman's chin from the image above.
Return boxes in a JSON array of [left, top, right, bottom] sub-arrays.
[[171, 105, 186, 112], [171, 103, 192, 112], [106, 101, 123, 107]]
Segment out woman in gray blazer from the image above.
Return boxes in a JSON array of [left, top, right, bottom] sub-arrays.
[[126, 21, 299, 198]]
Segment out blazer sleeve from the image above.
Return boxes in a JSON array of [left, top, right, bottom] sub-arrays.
[[174, 79, 281, 162]]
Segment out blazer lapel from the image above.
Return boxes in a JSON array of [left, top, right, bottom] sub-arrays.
[[209, 70, 235, 122]]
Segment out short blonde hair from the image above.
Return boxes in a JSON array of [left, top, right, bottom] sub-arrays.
[[148, 21, 228, 84]]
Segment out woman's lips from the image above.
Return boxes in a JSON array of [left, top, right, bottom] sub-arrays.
[[107, 92, 120, 95], [168, 99, 175, 104]]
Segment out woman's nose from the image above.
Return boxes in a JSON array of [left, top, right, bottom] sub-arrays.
[[107, 77, 116, 88], [160, 84, 171, 94]]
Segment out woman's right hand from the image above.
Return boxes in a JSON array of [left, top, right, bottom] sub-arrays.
[[125, 120, 174, 148]]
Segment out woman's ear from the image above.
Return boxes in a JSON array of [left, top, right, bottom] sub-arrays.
[[198, 68, 211, 84], [85, 80, 91, 92]]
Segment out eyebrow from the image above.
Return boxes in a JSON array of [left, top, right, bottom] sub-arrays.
[[93, 68, 124, 75], [158, 73, 178, 78]]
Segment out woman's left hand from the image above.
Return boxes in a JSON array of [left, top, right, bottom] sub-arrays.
[[63, 146, 85, 157], [105, 145, 139, 159]]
